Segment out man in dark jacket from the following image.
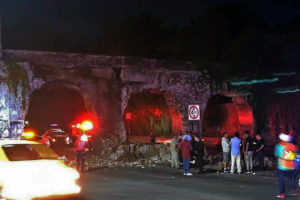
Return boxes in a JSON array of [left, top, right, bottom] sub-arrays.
[[179, 135, 193, 176], [193, 135, 204, 173], [254, 134, 265, 171]]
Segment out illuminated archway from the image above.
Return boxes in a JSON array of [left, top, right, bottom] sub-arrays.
[[25, 84, 89, 134], [124, 92, 172, 137], [202, 94, 253, 149]]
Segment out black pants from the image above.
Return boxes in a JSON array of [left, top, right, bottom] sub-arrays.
[[76, 151, 86, 172], [195, 154, 204, 172], [277, 169, 297, 194], [257, 151, 264, 171]]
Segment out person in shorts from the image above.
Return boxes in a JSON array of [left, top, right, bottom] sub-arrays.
[[221, 132, 230, 173]]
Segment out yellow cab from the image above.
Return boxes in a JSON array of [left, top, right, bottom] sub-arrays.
[[0, 139, 80, 200]]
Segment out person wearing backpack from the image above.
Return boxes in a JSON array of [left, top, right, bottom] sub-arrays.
[[243, 131, 254, 173]]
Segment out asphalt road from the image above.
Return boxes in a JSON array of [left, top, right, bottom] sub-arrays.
[[73, 167, 300, 200]]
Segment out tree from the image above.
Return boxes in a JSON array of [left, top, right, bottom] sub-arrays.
[[98, 13, 177, 58]]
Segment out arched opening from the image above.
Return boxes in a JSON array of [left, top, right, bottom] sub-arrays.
[[202, 94, 253, 152], [124, 91, 175, 143], [25, 85, 88, 135]]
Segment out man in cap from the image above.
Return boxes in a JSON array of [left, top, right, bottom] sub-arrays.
[[274, 133, 298, 198]]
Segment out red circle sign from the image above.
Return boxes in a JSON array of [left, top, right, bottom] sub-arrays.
[[189, 105, 199, 120]]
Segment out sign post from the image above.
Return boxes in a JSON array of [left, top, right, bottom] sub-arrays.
[[188, 105, 200, 132]]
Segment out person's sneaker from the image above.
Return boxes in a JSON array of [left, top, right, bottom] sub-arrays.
[[186, 173, 193, 176], [246, 171, 251, 174], [276, 194, 285, 199], [183, 173, 186, 175], [250, 171, 254, 174]]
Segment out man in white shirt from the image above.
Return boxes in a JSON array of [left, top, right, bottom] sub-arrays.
[[221, 132, 230, 173]]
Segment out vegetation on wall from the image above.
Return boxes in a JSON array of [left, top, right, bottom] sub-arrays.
[[125, 92, 172, 137], [6, 62, 31, 108]]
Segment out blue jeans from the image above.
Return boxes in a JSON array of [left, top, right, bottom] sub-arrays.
[[183, 158, 191, 174], [277, 169, 297, 194], [257, 151, 264, 171]]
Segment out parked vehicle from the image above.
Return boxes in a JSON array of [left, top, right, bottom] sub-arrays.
[[43, 129, 73, 147], [295, 152, 300, 188], [0, 139, 80, 200]]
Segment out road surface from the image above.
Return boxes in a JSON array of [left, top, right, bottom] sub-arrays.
[[73, 167, 300, 200]]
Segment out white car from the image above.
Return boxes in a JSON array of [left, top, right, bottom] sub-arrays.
[[0, 139, 81, 200]]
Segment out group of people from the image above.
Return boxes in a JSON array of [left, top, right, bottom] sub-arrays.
[[221, 131, 265, 174], [170, 132, 204, 176], [222, 130, 299, 198]]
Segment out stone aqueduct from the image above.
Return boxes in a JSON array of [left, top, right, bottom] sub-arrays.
[[0, 19, 255, 143], [0, 47, 254, 142]]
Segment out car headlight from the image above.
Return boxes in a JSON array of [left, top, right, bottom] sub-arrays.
[[70, 169, 80, 180]]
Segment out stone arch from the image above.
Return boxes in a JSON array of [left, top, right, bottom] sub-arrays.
[[25, 80, 99, 133], [29, 80, 96, 115], [202, 94, 253, 139], [122, 88, 184, 142]]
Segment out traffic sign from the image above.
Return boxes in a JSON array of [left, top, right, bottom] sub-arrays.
[[188, 105, 200, 120]]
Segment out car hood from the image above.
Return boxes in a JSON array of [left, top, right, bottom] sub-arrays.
[[0, 160, 80, 200]]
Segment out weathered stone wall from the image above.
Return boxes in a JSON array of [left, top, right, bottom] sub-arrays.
[[2, 49, 211, 142], [0, 18, 2, 59]]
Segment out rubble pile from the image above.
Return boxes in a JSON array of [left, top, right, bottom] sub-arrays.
[[71, 136, 277, 171], [85, 141, 172, 170]]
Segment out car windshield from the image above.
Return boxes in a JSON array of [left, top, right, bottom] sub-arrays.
[[49, 131, 66, 137], [2, 144, 59, 161]]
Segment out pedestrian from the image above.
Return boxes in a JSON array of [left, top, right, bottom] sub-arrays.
[[230, 132, 242, 174], [179, 135, 193, 176], [170, 134, 180, 169], [255, 134, 265, 171], [221, 132, 230, 173], [193, 134, 204, 173], [75, 134, 89, 172], [150, 132, 156, 144], [243, 131, 254, 173], [178, 132, 184, 164], [274, 133, 298, 199]]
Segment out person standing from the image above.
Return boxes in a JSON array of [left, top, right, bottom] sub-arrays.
[[150, 132, 156, 144], [75, 134, 89, 172], [170, 135, 180, 169], [230, 132, 242, 174], [221, 132, 230, 173], [193, 135, 204, 173], [178, 132, 184, 164], [255, 134, 265, 171], [274, 133, 298, 199], [179, 135, 193, 176], [243, 131, 254, 173]]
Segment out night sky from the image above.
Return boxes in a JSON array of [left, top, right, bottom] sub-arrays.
[[0, 0, 299, 51]]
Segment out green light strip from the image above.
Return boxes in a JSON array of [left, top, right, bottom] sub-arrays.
[[272, 72, 296, 77], [277, 88, 300, 94], [231, 78, 279, 86]]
